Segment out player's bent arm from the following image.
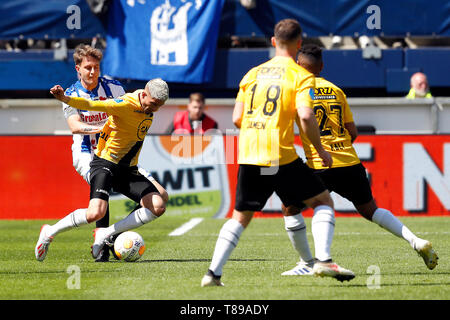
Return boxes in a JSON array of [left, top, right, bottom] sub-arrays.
[[66, 114, 103, 134], [344, 121, 358, 143], [50, 85, 117, 113], [232, 101, 244, 129], [65, 97, 115, 113], [297, 106, 333, 167]]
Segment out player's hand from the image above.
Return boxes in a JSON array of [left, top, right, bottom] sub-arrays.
[[318, 149, 333, 168], [50, 85, 68, 102]]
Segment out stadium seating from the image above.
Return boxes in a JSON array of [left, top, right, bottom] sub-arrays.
[[0, 0, 448, 96]]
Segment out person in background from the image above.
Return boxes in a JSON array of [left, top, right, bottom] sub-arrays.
[[167, 92, 218, 134], [406, 72, 432, 99]]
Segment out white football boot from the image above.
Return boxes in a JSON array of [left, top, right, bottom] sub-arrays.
[[201, 270, 224, 287], [91, 228, 110, 259], [35, 224, 53, 261], [313, 260, 355, 282], [414, 239, 438, 270], [281, 259, 315, 276]]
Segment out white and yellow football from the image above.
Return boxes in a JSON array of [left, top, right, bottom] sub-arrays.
[[113, 231, 146, 262]]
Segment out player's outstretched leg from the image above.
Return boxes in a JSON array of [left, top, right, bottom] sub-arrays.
[[363, 206, 439, 270], [35, 224, 54, 261], [35, 208, 89, 261], [413, 239, 438, 270]]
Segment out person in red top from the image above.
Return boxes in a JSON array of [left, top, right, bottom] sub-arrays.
[[167, 92, 218, 134]]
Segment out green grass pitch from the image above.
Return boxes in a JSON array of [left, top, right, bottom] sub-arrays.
[[0, 200, 449, 301]]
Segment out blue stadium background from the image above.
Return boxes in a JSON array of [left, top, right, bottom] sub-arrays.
[[0, 0, 448, 98]]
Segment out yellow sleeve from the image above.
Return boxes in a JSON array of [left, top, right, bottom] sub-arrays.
[[296, 73, 315, 110], [236, 69, 255, 103], [67, 96, 129, 115], [341, 91, 354, 123]]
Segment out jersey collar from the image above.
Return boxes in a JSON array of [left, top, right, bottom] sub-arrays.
[[75, 79, 100, 98]]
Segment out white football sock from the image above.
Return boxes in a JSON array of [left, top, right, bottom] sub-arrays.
[[284, 213, 314, 263], [209, 219, 244, 276], [372, 208, 418, 247], [104, 207, 158, 237], [311, 205, 335, 262], [47, 208, 88, 237]]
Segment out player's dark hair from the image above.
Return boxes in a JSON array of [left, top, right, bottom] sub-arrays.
[[297, 44, 323, 63], [274, 19, 302, 42], [189, 92, 205, 103], [297, 44, 324, 75]]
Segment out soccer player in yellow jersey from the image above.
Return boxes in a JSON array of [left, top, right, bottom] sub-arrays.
[[35, 79, 169, 261], [281, 44, 437, 275], [201, 19, 355, 287]]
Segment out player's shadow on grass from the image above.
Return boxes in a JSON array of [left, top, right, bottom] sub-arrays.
[[329, 281, 450, 288], [133, 258, 282, 263], [380, 271, 450, 276]]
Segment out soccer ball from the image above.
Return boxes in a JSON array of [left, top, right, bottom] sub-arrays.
[[113, 231, 146, 262]]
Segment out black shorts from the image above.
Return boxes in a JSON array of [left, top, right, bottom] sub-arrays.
[[314, 163, 373, 206], [89, 155, 158, 202], [235, 158, 326, 211]]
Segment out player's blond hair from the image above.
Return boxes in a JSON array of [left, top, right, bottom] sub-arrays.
[[73, 44, 103, 65], [145, 78, 169, 102]]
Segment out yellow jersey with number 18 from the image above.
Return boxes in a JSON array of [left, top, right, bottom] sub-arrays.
[[236, 56, 315, 166], [299, 77, 360, 169], [66, 89, 153, 167]]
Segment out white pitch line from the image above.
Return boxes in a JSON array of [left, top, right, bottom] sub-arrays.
[[169, 218, 204, 236]]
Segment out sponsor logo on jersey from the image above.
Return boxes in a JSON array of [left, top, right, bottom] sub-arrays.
[[80, 113, 107, 123], [314, 87, 337, 100], [256, 67, 285, 79]]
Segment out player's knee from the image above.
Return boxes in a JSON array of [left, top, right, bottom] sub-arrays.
[[153, 203, 166, 217], [142, 193, 166, 217], [306, 190, 334, 210], [231, 210, 253, 228], [86, 207, 106, 223], [355, 200, 378, 220], [283, 205, 302, 216]]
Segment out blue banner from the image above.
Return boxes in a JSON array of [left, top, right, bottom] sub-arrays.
[[102, 0, 225, 84]]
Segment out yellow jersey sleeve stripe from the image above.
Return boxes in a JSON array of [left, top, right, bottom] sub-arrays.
[[67, 96, 130, 115]]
